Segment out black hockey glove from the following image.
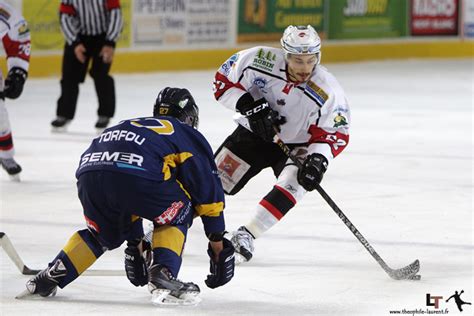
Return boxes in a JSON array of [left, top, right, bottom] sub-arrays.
[[297, 153, 328, 191], [205, 238, 235, 289], [124, 238, 150, 287], [4, 67, 27, 99], [236, 94, 281, 142]]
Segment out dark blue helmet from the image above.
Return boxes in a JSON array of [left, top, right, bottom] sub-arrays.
[[153, 87, 199, 129]]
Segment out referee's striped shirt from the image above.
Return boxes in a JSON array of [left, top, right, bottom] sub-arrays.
[[60, 0, 123, 46]]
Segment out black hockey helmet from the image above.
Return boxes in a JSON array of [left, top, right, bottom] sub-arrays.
[[153, 87, 199, 129]]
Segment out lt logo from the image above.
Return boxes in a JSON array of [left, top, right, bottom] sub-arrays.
[[426, 293, 443, 309], [426, 290, 472, 312]]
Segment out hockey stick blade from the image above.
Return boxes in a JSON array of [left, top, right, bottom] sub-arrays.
[[0, 232, 38, 275], [386, 259, 420, 280], [1, 232, 124, 276]]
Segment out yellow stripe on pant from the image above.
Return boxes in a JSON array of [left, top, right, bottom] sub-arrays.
[[62, 232, 99, 275], [152, 225, 186, 256]]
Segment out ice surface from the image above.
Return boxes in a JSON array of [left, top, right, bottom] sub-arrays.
[[1, 59, 472, 315]]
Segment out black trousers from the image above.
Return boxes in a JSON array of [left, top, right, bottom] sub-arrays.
[[56, 34, 115, 120]]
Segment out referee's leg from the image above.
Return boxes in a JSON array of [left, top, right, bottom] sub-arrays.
[[56, 44, 88, 120], [90, 48, 115, 119]]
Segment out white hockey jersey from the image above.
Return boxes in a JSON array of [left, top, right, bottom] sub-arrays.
[[213, 46, 350, 161], [0, 1, 30, 73]]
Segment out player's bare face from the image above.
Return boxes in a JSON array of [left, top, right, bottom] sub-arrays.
[[287, 54, 318, 82]]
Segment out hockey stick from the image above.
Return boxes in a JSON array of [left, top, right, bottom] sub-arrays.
[[0, 232, 40, 275], [0, 232, 124, 276], [273, 136, 421, 280]]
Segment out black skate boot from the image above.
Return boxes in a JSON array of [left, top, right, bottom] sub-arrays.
[[0, 158, 21, 180], [24, 259, 67, 297], [148, 264, 200, 306]]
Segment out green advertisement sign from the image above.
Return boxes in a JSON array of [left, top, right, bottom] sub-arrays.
[[23, 0, 131, 51], [238, 0, 325, 43], [328, 0, 408, 39]]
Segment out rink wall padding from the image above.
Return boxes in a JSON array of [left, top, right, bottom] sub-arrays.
[[16, 40, 474, 78]]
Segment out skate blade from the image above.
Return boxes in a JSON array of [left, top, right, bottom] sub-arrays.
[[234, 253, 248, 265], [15, 289, 33, 299], [151, 289, 201, 306], [15, 287, 57, 300], [9, 174, 20, 182], [51, 125, 69, 133]]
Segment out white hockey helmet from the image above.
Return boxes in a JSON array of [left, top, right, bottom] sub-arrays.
[[280, 25, 321, 61]]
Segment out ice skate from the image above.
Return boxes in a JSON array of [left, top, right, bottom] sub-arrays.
[[230, 226, 255, 264], [51, 116, 71, 133], [0, 157, 22, 181], [148, 264, 201, 306], [16, 259, 67, 299], [95, 116, 110, 132]]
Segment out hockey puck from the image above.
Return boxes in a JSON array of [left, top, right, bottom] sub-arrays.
[[408, 274, 421, 281]]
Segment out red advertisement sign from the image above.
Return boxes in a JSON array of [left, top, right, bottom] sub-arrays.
[[411, 0, 459, 35]]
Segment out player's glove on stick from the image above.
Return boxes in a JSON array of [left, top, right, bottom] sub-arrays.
[[297, 153, 328, 191], [4, 67, 27, 99], [236, 93, 282, 142], [124, 238, 150, 287], [205, 238, 235, 289]]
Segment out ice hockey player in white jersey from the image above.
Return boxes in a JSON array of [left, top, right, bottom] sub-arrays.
[[0, 1, 30, 180], [213, 25, 351, 263]]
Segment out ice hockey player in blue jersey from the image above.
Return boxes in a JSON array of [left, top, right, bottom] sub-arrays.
[[21, 87, 235, 306]]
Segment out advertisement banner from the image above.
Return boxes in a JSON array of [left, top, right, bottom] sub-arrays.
[[463, 0, 474, 37], [328, 0, 409, 39], [133, 0, 234, 49], [237, 0, 325, 43], [411, 0, 459, 35], [23, 0, 131, 51], [23, 0, 63, 50]]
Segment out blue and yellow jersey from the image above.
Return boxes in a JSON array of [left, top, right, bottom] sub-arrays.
[[76, 116, 225, 235]]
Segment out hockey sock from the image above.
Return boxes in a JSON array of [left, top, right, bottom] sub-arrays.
[[246, 185, 296, 238], [152, 225, 187, 277], [52, 229, 105, 288], [0, 133, 14, 154]]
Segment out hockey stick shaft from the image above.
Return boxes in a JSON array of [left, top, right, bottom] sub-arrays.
[[0, 232, 124, 276], [273, 137, 419, 279]]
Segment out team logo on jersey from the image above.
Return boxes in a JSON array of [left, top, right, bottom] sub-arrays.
[[253, 49, 276, 72], [276, 99, 286, 106], [253, 77, 267, 89], [333, 113, 348, 127], [18, 22, 29, 36], [220, 53, 239, 76]]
